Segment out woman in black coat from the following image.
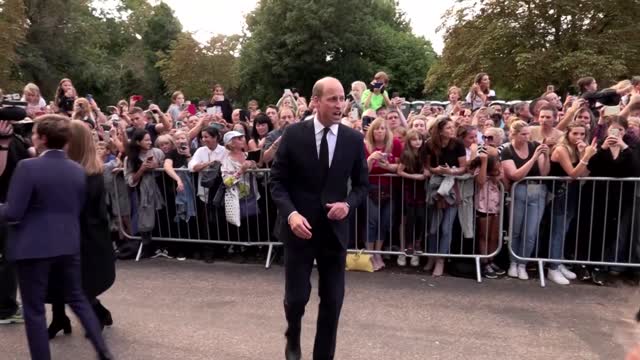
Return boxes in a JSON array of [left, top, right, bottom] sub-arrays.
[[47, 120, 116, 338]]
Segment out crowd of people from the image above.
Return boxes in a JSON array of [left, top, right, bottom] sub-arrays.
[[1, 72, 640, 343]]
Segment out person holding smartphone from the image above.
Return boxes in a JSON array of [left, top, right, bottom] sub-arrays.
[[207, 84, 232, 123], [361, 71, 392, 112], [124, 129, 165, 251]]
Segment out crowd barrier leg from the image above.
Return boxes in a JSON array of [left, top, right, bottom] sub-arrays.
[[265, 244, 274, 269], [538, 260, 546, 288]]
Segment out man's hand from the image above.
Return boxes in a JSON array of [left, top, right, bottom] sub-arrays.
[[326, 202, 349, 221], [289, 213, 312, 239], [0, 121, 14, 146]]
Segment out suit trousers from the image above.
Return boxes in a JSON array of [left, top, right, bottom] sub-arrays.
[[16, 254, 109, 360], [284, 224, 346, 360], [0, 224, 18, 319]]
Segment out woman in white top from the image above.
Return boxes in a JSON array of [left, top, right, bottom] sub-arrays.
[[188, 125, 228, 202], [21, 83, 47, 118], [466, 73, 495, 111]]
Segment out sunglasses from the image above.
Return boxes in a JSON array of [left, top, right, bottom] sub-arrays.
[[482, 135, 494, 142]]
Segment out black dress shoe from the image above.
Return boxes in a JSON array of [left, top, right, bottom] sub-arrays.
[[48, 315, 72, 340], [285, 339, 301, 360], [93, 301, 113, 327]]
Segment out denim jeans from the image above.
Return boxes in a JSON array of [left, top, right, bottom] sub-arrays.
[[510, 184, 547, 264], [427, 207, 458, 254], [549, 183, 578, 269], [367, 197, 391, 244]]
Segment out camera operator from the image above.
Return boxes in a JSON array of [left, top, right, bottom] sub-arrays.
[[0, 106, 31, 325]]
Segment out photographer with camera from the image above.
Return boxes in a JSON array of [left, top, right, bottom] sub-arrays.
[[53, 78, 77, 116], [0, 105, 33, 326], [361, 72, 392, 112]]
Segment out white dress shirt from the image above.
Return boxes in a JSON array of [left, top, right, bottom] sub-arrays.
[[313, 117, 339, 167]]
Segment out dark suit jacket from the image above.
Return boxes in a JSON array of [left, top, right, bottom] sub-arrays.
[[0, 150, 86, 261], [270, 120, 369, 249]]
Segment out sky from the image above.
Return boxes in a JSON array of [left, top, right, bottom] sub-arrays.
[[155, 0, 456, 54]]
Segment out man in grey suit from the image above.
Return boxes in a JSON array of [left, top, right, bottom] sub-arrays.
[[0, 115, 112, 360]]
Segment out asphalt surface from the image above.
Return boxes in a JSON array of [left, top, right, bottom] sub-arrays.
[[1, 258, 639, 360]]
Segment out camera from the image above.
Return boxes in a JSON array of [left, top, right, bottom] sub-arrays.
[[0, 95, 27, 121]]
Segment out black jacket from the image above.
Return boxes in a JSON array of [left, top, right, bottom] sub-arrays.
[[269, 120, 369, 249]]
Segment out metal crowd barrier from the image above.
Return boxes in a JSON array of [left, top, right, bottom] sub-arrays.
[[353, 174, 506, 283], [111, 168, 281, 268], [508, 176, 640, 287]]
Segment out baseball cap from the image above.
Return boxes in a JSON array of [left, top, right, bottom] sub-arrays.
[[223, 130, 244, 144]]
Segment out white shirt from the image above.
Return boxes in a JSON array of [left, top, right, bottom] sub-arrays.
[[188, 144, 228, 202], [313, 117, 339, 167]]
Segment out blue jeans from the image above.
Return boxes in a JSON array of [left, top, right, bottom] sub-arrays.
[[427, 207, 457, 254], [367, 198, 391, 244], [549, 183, 578, 269], [510, 184, 547, 264]]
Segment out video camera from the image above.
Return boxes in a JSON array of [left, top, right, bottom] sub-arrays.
[[0, 94, 27, 121]]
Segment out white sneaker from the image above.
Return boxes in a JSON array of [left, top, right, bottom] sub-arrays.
[[507, 262, 518, 278], [410, 256, 420, 267], [397, 255, 407, 267], [548, 269, 570, 285], [558, 264, 577, 280], [517, 264, 529, 280]]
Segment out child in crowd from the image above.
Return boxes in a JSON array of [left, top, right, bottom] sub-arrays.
[[396, 130, 428, 267], [468, 151, 505, 279]]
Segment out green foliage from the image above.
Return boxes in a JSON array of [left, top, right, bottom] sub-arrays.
[[238, 0, 437, 104], [157, 33, 241, 102], [426, 0, 640, 100]]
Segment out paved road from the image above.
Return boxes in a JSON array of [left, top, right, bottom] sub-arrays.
[[1, 259, 638, 360]]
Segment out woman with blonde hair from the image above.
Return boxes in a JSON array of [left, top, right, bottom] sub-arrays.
[[22, 83, 46, 118], [48, 120, 115, 338], [501, 120, 550, 280], [364, 117, 403, 270], [72, 98, 96, 129]]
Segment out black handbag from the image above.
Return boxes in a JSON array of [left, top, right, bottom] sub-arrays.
[[200, 161, 222, 188], [211, 182, 226, 208]]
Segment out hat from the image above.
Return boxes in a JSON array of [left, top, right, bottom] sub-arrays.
[[223, 130, 244, 144]]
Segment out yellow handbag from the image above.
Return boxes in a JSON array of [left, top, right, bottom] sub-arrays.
[[345, 250, 374, 272]]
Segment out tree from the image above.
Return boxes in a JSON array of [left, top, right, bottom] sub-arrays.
[[426, 0, 640, 100], [157, 33, 241, 101], [238, 0, 436, 104], [0, 0, 27, 90]]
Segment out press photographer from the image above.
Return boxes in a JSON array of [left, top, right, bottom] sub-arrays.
[[0, 103, 31, 326]]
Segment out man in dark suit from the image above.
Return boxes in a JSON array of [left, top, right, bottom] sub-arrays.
[[270, 77, 369, 360], [0, 115, 112, 360]]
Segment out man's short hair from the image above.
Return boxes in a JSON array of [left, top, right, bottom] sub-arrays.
[[35, 115, 71, 149], [538, 104, 558, 118], [577, 77, 595, 93], [129, 107, 144, 115], [266, 105, 278, 112]]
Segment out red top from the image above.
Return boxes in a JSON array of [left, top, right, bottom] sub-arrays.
[[365, 138, 403, 191]]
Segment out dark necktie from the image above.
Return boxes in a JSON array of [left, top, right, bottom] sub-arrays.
[[319, 127, 330, 183]]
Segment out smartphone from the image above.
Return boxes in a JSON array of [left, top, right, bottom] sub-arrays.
[[213, 106, 222, 115], [101, 124, 112, 132], [180, 103, 187, 111], [373, 82, 384, 89], [146, 156, 154, 162], [349, 107, 359, 121], [187, 103, 197, 115], [546, 85, 555, 92], [608, 128, 620, 137], [603, 105, 620, 117], [86, 94, 93, 101], [284, 89, 292, 96], [362, 115, 374, 128], [131, 95, 143, 103], [206, 107, 215, 115]]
